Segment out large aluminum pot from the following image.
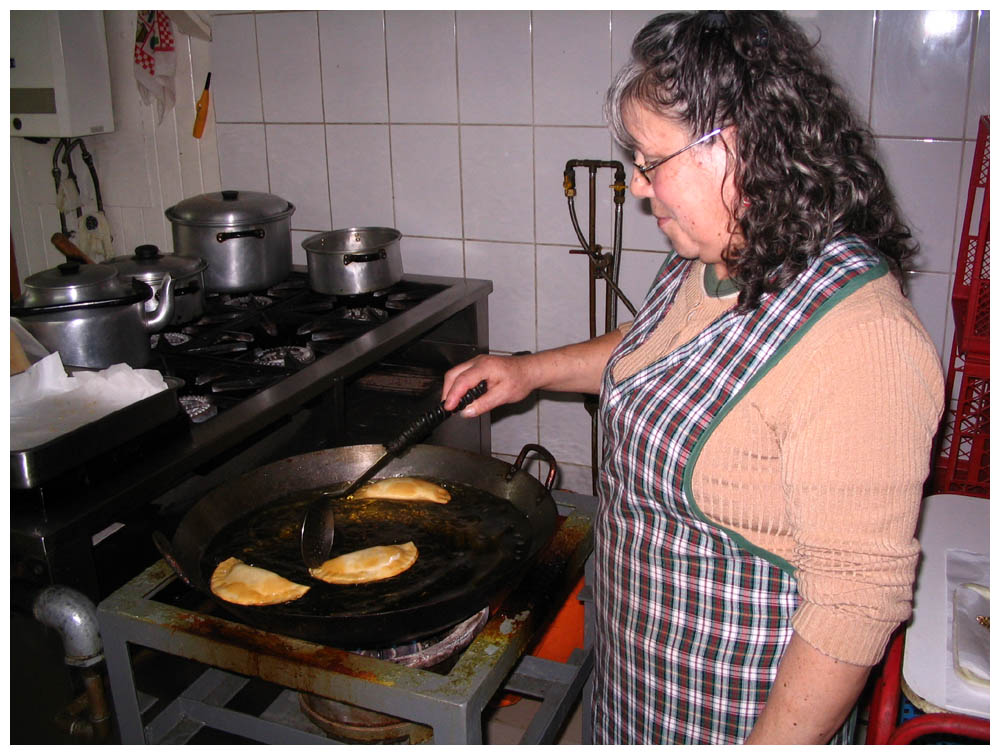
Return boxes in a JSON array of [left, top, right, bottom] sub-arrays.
[[165, 189, 295, 293], [11, 262, 175, 369], [302, 227, 403, 295], [107, 244, 207, 325]]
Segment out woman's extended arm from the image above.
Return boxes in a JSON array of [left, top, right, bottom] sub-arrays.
[[744, 632, 870, 744], [441, 329, 624, 416]]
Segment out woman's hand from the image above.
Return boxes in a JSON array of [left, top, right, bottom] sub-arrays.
[[441, 329, 626, 418], [441, 353, 538, 417]]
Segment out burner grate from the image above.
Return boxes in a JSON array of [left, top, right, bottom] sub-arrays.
[[150, 274, 448, 421]]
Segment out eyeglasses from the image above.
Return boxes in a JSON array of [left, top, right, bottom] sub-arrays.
[[633, 127, 724, 183]]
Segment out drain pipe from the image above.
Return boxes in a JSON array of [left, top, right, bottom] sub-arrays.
[[33, 585, 112, 742]]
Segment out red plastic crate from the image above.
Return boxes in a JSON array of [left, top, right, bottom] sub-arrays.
[[932, 116, 990, 498], [951, 116, 989, 358], [933, 350, 989, 497]]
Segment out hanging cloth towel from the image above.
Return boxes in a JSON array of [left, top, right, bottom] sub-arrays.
[[134, 11, 177, 125]]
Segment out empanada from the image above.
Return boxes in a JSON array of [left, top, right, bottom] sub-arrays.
[[309, 542, 418, 585], [210, 556, 310, 606], [353, 477, 450, 504]]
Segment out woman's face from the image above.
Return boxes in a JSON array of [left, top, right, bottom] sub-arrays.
[[624, 102, 741, 275]]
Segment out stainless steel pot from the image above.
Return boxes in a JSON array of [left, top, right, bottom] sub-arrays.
[[108, 244, 207, 325], [11, 262, 175, 369], [165, 189, 295, 293], [302, 227, 403, 295]]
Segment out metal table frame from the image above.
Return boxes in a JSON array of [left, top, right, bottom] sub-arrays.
[[98, 492, 596, 744]]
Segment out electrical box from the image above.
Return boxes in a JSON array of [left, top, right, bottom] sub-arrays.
[[10, 10, 115, 137]]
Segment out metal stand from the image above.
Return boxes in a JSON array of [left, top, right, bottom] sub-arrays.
[[98, 493, 596, 745]]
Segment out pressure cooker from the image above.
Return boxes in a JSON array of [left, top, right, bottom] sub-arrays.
[[11, 262, 175, 369], [165, 189, 295, 293]]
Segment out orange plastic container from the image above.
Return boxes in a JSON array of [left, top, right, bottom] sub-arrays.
[[495, 577, 586, 707]]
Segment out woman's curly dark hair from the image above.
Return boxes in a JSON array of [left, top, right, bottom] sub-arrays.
[[606, 10, 916, 310]]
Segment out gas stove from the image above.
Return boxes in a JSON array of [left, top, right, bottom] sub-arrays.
[[149, 273, 452, 422], [11, 268, 492, 604]]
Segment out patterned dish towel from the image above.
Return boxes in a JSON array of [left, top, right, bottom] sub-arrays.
[[134, 10, 176, 124]]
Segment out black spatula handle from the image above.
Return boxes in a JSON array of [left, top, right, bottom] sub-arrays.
[[384, 380, 487, 455]]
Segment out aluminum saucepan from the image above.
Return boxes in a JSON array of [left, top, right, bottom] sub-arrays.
[[162, 443, 558, 648], [302, 227, 403, 296]]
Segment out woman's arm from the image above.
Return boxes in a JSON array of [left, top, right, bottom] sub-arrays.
[[744, 632, 870, 744], [441, 329, 624, 416]]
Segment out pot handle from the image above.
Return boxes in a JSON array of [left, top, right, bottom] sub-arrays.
[[343, 249, 387, 265], [9, 279, 153, 317], [216, 228, 265, 243], [508, 444, 558, 491], [152, 531, 196, 588]]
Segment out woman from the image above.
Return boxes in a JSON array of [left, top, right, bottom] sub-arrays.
[[442, 11, 943, 744]]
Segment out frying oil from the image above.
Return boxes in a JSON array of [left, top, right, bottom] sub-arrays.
[[204, 479, 534, 618]]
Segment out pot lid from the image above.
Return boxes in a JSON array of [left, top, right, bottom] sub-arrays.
[[109, 244, 207, 282], [22, 262, 132, 307], [165, 189, 295, 227]]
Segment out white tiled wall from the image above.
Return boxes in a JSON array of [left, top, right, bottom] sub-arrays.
[[10, 12, 218, 277], [9, 10, 990, 493]]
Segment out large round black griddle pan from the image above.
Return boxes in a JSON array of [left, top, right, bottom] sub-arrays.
[[165, 443, 558, 648]]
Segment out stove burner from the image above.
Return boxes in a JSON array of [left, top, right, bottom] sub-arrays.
[[185, 342, 250, 356], [224, 294, 274, 309], [253, 345, 316, 368], [195, 312, 243, 326], [267, 278, 308, 296], [298, 608, 490, 743], [151, 332, 191, 348], [194, 369, 230, 387], [337, 305, 389, 323], [295, 300, 338, 315], [210, 375, 278, 393], [309, 327, 356, 343], [385, 291, 428, 311], [220, 331, 255, 343], [179, 395, 218, 423], [258, 314, 279, 338], [353, 607, 490, 664]]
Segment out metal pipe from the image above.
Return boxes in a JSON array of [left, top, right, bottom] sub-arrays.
[[562, 161, 636, 321], [33, 585, 103, 664], [563, 160, 636, 495], [51, 139, 69, 235], [33, 585, 112, 742]]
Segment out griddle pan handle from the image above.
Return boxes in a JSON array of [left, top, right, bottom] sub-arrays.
[[152, 530, 196, 588], [509, 443, 558, 491]]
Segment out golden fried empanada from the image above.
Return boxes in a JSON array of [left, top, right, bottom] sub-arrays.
[[309, 542, 418, 585], [353, 477, 450, 504], [210, 557, 310, 606]]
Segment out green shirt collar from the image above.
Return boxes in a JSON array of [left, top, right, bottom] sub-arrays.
[[703, 263, 739, 298]]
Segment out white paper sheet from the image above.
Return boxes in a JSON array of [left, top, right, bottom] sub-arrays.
[[10, 352, 168, 450], [945, 548, 990, 711]]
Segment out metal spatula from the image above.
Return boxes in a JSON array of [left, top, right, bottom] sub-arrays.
[[299, 380, 487, 569]]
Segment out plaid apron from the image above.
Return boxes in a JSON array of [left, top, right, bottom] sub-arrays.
[[591, 238, 887, 744]]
